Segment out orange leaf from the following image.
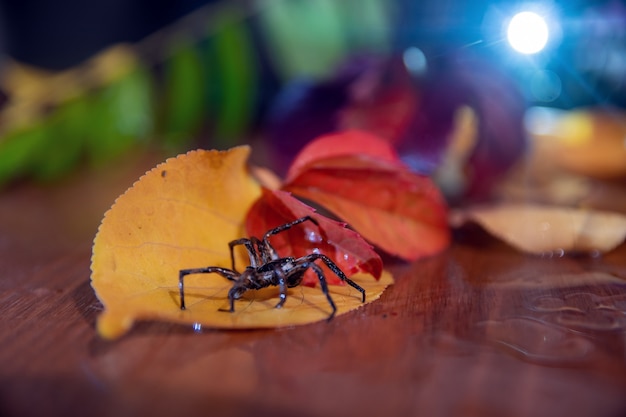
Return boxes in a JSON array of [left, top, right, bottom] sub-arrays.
[[246, 188, 383, 285], [283, 154, 450, 260], [286, 129, 402, 182], [91, 147, 391, 339]]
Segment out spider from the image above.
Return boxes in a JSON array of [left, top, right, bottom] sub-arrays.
[[178, 216, 366, 320]]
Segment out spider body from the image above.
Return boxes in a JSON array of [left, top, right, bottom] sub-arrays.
[[179, 216, 366, 319]]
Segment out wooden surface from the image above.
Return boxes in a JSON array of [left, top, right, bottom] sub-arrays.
[[1, 155, 626, 417]]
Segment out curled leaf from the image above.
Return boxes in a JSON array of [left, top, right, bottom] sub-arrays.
[[283, 132, 450, 260], [452, 204, 626, 254], [246, 188, 383, 284], [91, 146, 390, 339]]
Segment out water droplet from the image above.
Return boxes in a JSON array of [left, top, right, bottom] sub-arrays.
[[192, 322, 202, 333], [306, 230, 323, 243]]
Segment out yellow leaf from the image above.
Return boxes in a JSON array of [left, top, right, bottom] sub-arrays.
[[91, 147, 392, 339]]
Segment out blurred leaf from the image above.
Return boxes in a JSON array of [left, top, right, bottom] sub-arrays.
[[210, 13, 257, 145], [162, 38, 206, 149], [266, 56, 418, 174], [337, 59, 418, 145], [267, 53, 526, 201], [31, 99, 88, 181], [258, 0, 347, 79], [0, 126, 46, 186], [527, 108, 626, 179], [87, 65, 153, 166], [333, 0, 390, 51], [452, 204, 626, 255]]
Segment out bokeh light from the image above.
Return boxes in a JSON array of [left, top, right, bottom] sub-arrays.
[[403, 46, 427, 76], [507, 11, 549, 54]]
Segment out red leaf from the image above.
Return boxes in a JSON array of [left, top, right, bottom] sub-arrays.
[[246, 188, 383, 286], [283, 154, 450, 260], [286, 130, 402, 182]]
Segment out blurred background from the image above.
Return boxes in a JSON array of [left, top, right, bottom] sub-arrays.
[[0, 0, 625, 202]]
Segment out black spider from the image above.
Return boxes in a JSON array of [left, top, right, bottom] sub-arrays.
[[179, 216, 366, 319]]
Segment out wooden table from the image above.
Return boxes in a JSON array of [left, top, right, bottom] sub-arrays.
[[2, 155, 626, 417]]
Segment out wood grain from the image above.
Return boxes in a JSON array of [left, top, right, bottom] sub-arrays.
[[1, 160, 626, 417]]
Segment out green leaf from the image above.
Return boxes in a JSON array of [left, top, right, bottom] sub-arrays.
[[87, 65, 154, 166], [210, 13, 257, 146], [162, 38, 206, 149], [0, 126, 46, 186], [257, 0, 347, 79], [334, 0, 390, 52], [31, 99, 88, 181]]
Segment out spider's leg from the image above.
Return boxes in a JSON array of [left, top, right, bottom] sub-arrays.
[[307, 254, 366, 303], [227, 286, 241, 313], [227, 268, 257, 313], [273, 267, 288, 309], [179, 267, 237, 310], [250, 237, 269, 264], [304, 262, 337, 319], [263, 216, 319, 241], [228, 238, 258, 272], [262, 216, 319, 259]]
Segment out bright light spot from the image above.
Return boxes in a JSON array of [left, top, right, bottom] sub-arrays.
[[507, 11, 549, 54]]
